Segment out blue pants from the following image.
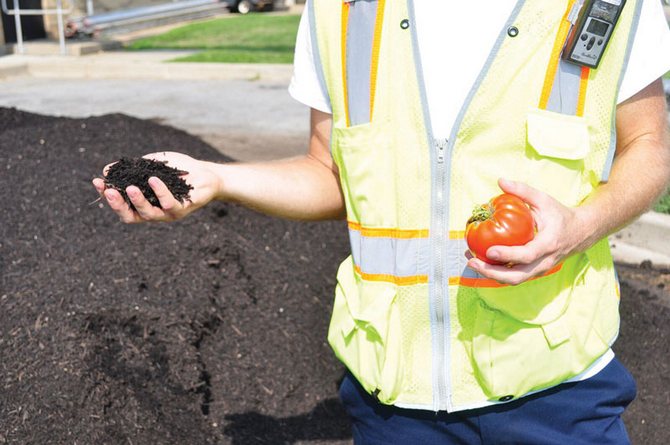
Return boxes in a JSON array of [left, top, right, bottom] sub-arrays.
[[339, 358, 636, 445]]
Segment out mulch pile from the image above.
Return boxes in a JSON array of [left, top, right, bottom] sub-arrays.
[[0, 107, 668, 444]]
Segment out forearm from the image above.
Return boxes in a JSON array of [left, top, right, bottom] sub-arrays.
[[574, 133, 670, 252], [210, 154, 345, 221], [211, 108, 344, 221], [573, 80, 670, 253]]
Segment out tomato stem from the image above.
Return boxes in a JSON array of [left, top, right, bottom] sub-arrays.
[[467, 203, 492, 224]]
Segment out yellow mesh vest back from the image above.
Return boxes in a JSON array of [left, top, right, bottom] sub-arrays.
[[313, 0, 641, 411]]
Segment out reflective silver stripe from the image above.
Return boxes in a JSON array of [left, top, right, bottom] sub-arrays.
[[601, 0, 643, 181], [346, 0, 378, 126], [446, 238, 478, 278], [348, 229, 430, 277], [349, 230, 478, 280], [546, 60, 582, 115]]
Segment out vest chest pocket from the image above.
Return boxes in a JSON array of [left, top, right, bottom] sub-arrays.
[[525, 107, 592, 207], [332, 123, 396, 227]]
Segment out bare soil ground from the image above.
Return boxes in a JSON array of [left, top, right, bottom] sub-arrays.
[[0, 107, 667, 444]]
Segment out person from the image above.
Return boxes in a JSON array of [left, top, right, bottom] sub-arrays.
[[94, 0, 670, 443]]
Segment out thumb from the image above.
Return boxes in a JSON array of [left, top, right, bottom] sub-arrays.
[[498, 178, 547, 209]]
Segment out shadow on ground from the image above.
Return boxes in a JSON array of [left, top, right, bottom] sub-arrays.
[[223, 398, 351, 445]]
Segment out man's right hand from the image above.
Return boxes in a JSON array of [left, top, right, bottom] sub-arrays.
[[92, 151, 222, 224]]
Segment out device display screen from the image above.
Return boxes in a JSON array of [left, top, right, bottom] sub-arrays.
[[587, 19, 610, 37]]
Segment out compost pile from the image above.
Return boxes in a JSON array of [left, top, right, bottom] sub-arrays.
[[0, 107, 668, 445]]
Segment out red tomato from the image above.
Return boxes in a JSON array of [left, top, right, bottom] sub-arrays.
[[465, 193, 535, 265]]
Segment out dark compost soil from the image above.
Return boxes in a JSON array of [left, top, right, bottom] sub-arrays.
[[0, 107, 668, 444], [103, 157, 193, 210]]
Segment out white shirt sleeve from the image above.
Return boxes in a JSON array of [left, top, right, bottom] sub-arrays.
[[288, 3, 332, 114], [617, 0, 670, 103]]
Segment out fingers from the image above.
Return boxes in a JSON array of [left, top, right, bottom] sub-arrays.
[[92, 177, 105, 195], [93, 174, 183, 223], [134, 177, 185, 220], [126, 185, 166, 221], [469, 231, 560, 284], [148, 176, 181, 212], [486, 236, 555, 265], [103, 188, 142, 224], [486, 244, 536, 265], [468, 258, 530, 285], [467, 256, 555, 286], [95, 180, 158, 223], [498, 178, 547, 209]]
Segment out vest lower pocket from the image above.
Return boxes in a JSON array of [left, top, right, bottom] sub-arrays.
[[525, 107, 592, 207], [473, 253, 589, 326], [470, 301, 609, 400], [469, 255, 611, 400], [327, 256, 403, 404]]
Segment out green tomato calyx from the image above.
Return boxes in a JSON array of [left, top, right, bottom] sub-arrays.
[[467, 203, 493, 225]]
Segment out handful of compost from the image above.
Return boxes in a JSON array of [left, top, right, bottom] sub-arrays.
[[103, 157, 193, 211]]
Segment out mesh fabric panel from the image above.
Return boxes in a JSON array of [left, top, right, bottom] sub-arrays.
[[394, 284, 433, 406]]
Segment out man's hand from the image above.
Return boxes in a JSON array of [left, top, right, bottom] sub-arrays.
[[92, 152, 222, 223], [466, 178, 587, 285], [468, 78, 670, 286]]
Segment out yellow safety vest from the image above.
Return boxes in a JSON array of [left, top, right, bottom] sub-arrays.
[[311, 0, 642, 411]]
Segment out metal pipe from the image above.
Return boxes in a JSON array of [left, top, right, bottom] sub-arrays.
[[80, 0, 220, 27], [57, 0, 65, 55], [13, 0, 23, 54]]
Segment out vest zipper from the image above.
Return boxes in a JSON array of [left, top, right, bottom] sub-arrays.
[[435, 138, 446, 163], [407, 0, 455, 411], [433, 137, 450, 411]]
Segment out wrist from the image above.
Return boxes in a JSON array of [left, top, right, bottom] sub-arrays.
[[203, 160, 229, 202], [570, 204, 600, 253]]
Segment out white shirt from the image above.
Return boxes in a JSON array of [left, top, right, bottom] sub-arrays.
[[289, 0, 670, 139]]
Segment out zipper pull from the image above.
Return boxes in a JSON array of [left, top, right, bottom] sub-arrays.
[[435, 138, 447, 163]]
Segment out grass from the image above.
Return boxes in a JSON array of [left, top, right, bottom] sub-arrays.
[[654, 193, 670, 214], [128, 13, 301, 63]]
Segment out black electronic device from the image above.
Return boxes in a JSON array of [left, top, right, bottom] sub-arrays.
[[562, 0, 627, 69]]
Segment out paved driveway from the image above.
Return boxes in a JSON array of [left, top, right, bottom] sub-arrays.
[[0, 76, 310, 161]]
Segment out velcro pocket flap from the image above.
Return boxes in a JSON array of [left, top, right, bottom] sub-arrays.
[[541, 317, 571, 348], [527, 107, 589, 161]]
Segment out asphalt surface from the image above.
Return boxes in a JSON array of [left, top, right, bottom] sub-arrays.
[[0, 76, 308, 162]]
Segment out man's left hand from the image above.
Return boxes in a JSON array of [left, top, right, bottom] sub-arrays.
[[466, 178, 588, 285]]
